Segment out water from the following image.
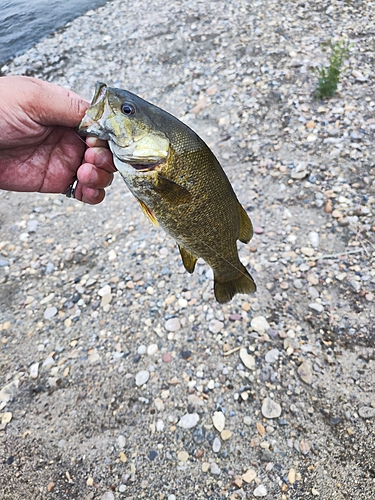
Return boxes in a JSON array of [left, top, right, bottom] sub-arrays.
[[0, 0, 109, 66]]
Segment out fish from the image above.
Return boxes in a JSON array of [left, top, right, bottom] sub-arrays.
[[77, 82, 256, 303]]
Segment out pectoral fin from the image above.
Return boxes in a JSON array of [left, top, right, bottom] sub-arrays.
[[238, 204, 253, 243], [155, 175, 192, 205], [136, 198, 159, 227], [178, 245, 198, 274]]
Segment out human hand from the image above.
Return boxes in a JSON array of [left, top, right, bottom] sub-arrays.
[[0, 76, 115, 204]]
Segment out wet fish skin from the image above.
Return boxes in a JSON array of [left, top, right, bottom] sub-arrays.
[[77, 82, 256, 303]]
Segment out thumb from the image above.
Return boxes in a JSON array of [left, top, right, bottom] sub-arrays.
[[32, 88, 89, 128]]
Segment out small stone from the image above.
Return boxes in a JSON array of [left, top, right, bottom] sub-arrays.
[[44, 306, 57, 320], [29, 362, 39, 379], [101, 493, 115, 500], [1, 412, 12, 425], [299, 440, 311, 454], [242, 468, 257, 483], [240, 348, 255, 370], [42, 357, 55, 368], [135, 370, 150, 386], [311, 488, 320, 496], [212, 411, 225, 432], [308, 231, 319, 248], [47, 482, 55, 492], [178, 413, 199, 429], [86, 477, 94, 486], [162, 352, 173, 363], [212, 437, 221, 453], [119, 451, 127, 463], [298, 361, 313, 384], [309, 302, 324, 313], [165, 317, 181, 332], [177, 451, 189, 463], [251, 316, 270, 334], [265, 348, 280, 363], [261, 397, 282, 419], [210, 462, 221, 475], [108, 249, 117, 261], [208, 319, 224, 333], [0, 259, 9, 267], [253, 484, 267, 497], [88, 352, 100, 364], [291, 170, 308, 179], [288, 468, 296, 485], [0, 380, 19, 403], [358, 406, 375, 419], [221, 429, 232, 440], [301, 247, 314, 257], [147, 344, 158, 355], [98, 284, 111, 297], [101, 293, 112, 307], [138, 345, 147, 355], [117, 435, 126, 448]]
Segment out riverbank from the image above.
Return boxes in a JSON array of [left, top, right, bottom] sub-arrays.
[[1, 1, 375, 499]]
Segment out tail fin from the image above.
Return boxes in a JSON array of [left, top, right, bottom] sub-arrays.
[[214, 265, 256, 304]]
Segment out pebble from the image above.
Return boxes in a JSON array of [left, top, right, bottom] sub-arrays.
[[221, 429, 232, 441], [117, 435, 126, 448], [208, 319, 224, 334], [242, 468, 257, 483], [358, 406, 375, 419], [253, 484, 267, 497], [101, 493, 115, 500], [297, 361, 313, 385], [44, 306, 57, 320], [265, 348, 280, 363], [261, 397, 282, 419], [210, 463, 221, 475], [212, 437, 221, 453], [1, 412, 12, 425], [98, 284, 111, 297], [212, 411, 225, 432], [309, 303, 324, 313], [165, 318, 181, 332], [251, 316, 270, 334], [239, 348, 255, 370], [29, 362, 39, 379], [47, 482, 55, 492], [177, 450, 189, 462], [147, 344, 158, 355], [177, 413, 199, 429], [138, 345, 147, 355], [135, 370, 150, 386], [288, 468, 296, 485]]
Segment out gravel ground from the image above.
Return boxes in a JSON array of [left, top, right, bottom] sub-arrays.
[[1, 1, 375, 499]]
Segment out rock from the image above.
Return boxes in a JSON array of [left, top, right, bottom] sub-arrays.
[[253, 484, 267, 497], [240, 348, 255, 370], [164, 318, 181, 332], [178, 413, 199, 429], [177, 450, 189, 462], [309, 302, 324, 313], [101, 493, 115, 500], [29, 362, 39, 379], [135, 370, 150, 386], [1, 412, 12, 425], [298, 361, 313, 384], [98, 284, 111, 297], [210, 462, 221, 475], [308, 231, 319, 248], [147, 344, 158, 355], [208, 319, 224, 333], [212, 437, 221, 453], [301, 246, 314, 257], [88, 352, 100, 364], [117, 435, 126, 448], [251, 316, 270, 334], [288, 468, 296, 484], [221, 429, 232, 440], [261, 397, 282, 419], [0, 259, 9, 267], [212, 411, 225, 432], [265, 348, 280, 363], [44, 306, 57, 320], [358, 406, 375, 419], [0, 380, 19, 403], [242, 468, 257, 483]]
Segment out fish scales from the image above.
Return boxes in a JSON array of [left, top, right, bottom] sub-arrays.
[[77, 83, 256, 303]]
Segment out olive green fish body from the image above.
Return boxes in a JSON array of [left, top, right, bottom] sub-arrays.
[[78, 83, 256, 303]]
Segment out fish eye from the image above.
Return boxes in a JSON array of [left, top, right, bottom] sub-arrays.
[[121, 103, 136, 115]]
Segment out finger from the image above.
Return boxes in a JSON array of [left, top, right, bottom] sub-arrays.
[[30, 77, 87, 102], [84, 147, 116, 173], [85, 137, 110, 149], [77, 163, 114, 189], [74, 182, 105, 205]]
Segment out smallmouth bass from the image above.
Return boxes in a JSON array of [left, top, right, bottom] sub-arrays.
[[77, 83, 256, 303]]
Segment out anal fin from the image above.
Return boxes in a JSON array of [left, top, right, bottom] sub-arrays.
[[136, 198, 159, 227], [238, 204, 253, 244], [178, 245, 198, 274]]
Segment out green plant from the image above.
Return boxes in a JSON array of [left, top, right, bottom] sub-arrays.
[[313, 39, 351, 99]]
